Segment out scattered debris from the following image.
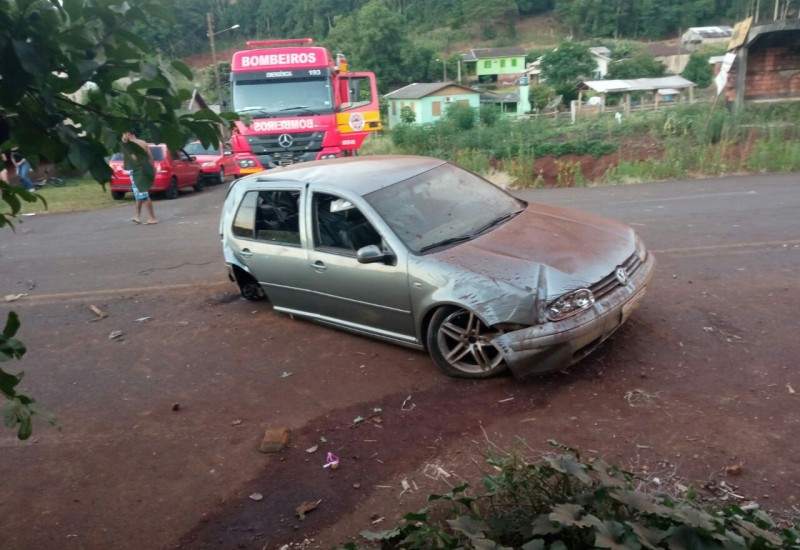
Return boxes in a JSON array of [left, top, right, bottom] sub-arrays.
[[741, 501, 760, 511], [703, 326, 714, 333], [306, 444, 318, 454], [498, 397, 515, 403], [27, 280, 36, 291], [423, 463, 452, 481], [172, 403, 180, 412], [624, 389, 662, 408], [371, 516, 384, 524], [400, 478, 412, 496], [249, 493, 263, 502], [108, 331, 124, 340], [135, 316, 151, 323], [4, 293, 26, 302], [353, 416, 364, 424], [88, 304, 108, 321], [726, 464, 743, 476], [323, 452, 340, 469], [231, 419, 242, 426], [295, 499, 321, 518], [281, 371, 292, 378], [352, 483, 361, 489], [401, 395, 415, 411], [259, 427, 289, 453], [788, 383, 796, 395]]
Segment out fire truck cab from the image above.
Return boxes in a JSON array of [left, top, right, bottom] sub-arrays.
[[229, 38, 382, 174]]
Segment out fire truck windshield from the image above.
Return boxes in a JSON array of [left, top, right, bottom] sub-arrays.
[[232, 78, 333, 116]]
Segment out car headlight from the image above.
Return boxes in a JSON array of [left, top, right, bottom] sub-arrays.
[[237, 159, 257, 168], [201, 162, 216, 168], [547, 289, 595, 321], [320, 154, 339, 160]]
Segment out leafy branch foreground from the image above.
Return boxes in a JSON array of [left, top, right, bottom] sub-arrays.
[[356, 442, 799, 550]]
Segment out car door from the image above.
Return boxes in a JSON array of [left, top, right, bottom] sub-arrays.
[[176, 148, 196, 186], [304, 190, 415, 343], [228, 186, 314, 313]]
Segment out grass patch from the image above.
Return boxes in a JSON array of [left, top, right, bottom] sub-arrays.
[[14, 178, 122, 215]]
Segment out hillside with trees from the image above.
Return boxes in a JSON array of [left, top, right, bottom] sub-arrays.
[[151, 0, 757, 79]]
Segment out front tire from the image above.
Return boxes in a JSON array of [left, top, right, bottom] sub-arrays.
[[111, 191, 126, 200], [427, 307, 508, 378], [193, 175, 205, 192], [217, 166, 225, 185]]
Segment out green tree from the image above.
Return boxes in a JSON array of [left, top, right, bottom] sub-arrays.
[[529, 84, 557, 111], [682, 53, 714, 89], [399, 106, 416, 125], [0, 0, 228, 439], [608, 53, 667, 79], [325, 0, 411, 92], [539, 41, 595, 102]]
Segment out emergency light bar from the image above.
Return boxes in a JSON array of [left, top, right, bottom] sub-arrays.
[[246, 38, 314, 48]]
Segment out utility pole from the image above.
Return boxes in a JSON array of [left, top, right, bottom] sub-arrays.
[[207, 12, 223, 110]]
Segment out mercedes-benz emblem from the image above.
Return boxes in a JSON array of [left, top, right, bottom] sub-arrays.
[[615, 267, 630, 286], [278, 134, 293, 148]]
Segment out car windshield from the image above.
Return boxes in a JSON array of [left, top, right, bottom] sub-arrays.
[[184, 142, 220, 155], [364, 163, 526, 254]]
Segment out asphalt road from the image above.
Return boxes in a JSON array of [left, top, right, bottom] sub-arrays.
[[2, 173, 797, 298], [1, 173, 798, 550]]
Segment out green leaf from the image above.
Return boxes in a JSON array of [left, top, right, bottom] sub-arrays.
[[550, 503, 601, 529], [612, 490, 673, 517], [531, 513, 562, 536], [520, 540, 545, 550], [446, 516, 491, 537], [359, 527, 402, 541], [594, 520, 636, 550], [3, 311, 21, 338]]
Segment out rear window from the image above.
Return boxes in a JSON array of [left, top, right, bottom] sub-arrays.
[[184, 142, 220, 155], [150, 146, 165, 161]]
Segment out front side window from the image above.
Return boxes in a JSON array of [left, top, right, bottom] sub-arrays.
[[312, 192, 381, 252]]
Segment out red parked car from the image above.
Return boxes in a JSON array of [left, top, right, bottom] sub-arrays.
[[183, 140, 239, 184], [109, 144, 204, 200]]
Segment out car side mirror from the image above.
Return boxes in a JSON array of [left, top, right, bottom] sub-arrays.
[[357, 244, 392, 264]]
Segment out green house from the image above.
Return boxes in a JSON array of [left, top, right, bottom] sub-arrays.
[[461, 47, 527, 84], [384, 83, 481, 128]]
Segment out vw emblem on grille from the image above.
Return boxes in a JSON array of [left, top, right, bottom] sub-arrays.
[[278, 134, 293, 148], [615, 267, 630, 286]]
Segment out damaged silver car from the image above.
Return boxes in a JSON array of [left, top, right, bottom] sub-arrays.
[[220, 155, 655, 379]]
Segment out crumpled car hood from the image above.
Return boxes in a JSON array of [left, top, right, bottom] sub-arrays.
[[434, 202, 636, 296]]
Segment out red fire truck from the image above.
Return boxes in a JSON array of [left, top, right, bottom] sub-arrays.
[[227, 38, 382, 174]]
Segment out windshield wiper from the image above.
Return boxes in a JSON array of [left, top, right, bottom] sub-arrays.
[[278, 105, 319, 115], [419, 234, 474, 253], [237, 107, 273, 118], [474, 209, 524, 235]]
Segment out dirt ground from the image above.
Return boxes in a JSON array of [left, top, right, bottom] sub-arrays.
[[1, 178, 798, 550]]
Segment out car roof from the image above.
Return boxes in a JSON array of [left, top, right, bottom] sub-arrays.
[[240, 155, 448, 196]]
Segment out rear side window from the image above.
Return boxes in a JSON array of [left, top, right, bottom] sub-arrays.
[[232, 191, 258, 238], [231, 190, 302, 245], [150, 147, 165, 161]]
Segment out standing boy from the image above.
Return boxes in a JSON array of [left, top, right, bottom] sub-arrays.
[[122, 132, 158, 224]]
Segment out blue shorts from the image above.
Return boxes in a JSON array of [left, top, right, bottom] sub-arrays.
[[128, 170, 149, 200]]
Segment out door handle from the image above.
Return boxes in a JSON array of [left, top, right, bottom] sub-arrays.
[[311, 261, 327, 272], [240, 248, 253, 258]]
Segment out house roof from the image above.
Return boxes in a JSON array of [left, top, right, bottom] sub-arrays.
[[384, 82, 479, 100], [643, 43, 692, 57], [589, 46, 611, 59], [684, 26, 733, 39], [580, 76, 696, 93], [461, 47, 527, 61]]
